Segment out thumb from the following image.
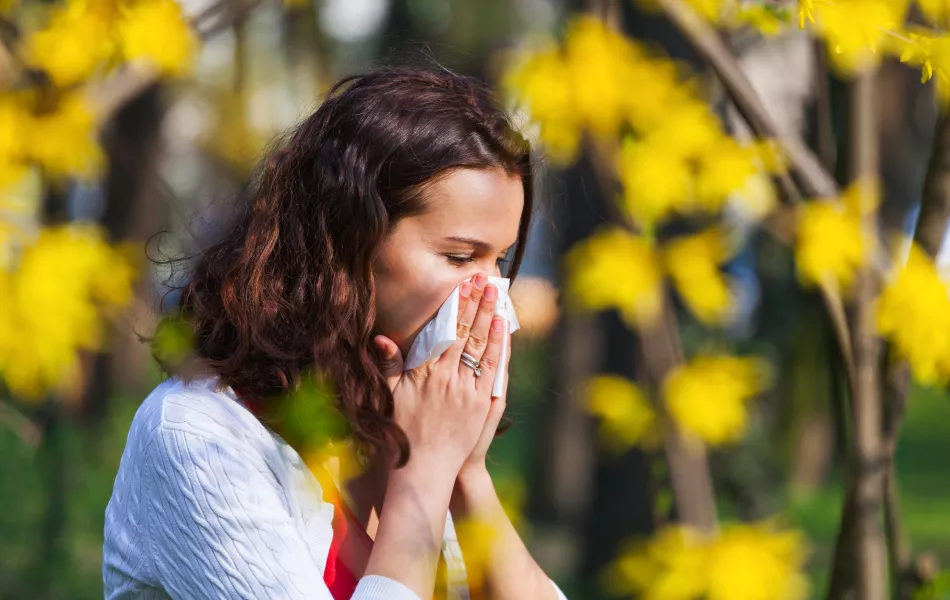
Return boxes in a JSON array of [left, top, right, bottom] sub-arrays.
[[373, 335, 403, 391]]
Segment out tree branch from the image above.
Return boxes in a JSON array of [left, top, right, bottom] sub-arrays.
[[824, 68, 890, 600]]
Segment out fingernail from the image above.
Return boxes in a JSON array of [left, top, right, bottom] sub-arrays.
[[474, 274, 486, 289], [460, 282, 472, 297], [484, 285, 497, 300], [492, 318, 503, 331]]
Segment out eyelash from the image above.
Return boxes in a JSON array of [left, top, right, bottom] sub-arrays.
[[446, 255, 509, 267]]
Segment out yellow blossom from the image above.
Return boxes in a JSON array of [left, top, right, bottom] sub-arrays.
[[565, 227, 664, 327], [795, 181, 877, 290], [0, 95, 30, 187], [120, 0, 198, 77], [898, 31, 950, 103], [663, 355, 769, 446], [565, 17, 639, 136], [453, 516, 501, 594], [733, 3, 791, 36], [24, 0, 116, 87], [664, 229, 734, 326], [799, 0, 816, 27], [917, 0, 950, 25], [504, 47, 581, 163], [707, 522, 809, 600], [607, 522, 808, 600], [694, 137, 775, 213], [624, 58, 689, 132], [877, 244, 950, 384], [0, 224, 136, 400], [302, 438, 365, 487], [586, 375, 660, 451], [815, 0, 907, 73], [605, 526, 710, 600], [640, 100, 722, 160], [29, 94, 103, 179], [617, 138, 693, 228]]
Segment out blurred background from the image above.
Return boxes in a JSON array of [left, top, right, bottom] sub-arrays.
[[2, 0, 950, 598]]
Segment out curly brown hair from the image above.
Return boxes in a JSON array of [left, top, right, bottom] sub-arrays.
[[159, 65, 534, 466]]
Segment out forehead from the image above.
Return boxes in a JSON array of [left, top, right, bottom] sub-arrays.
[[415, 168, 525, 246]]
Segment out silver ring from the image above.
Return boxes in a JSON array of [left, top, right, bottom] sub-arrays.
[[460, 352, 483, 377]]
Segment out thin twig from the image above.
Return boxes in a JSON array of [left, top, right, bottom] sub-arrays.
[[0, 401, 42, 447]]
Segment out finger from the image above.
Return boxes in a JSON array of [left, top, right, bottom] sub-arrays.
[[373, 335, 403, 391], [456, 280, 474, 325], [461, 282, 497, 364], [442, 274, 487, 365], [474, 316, 505, 387]]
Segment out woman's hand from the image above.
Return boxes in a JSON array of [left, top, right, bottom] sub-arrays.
[[373, 274, 505, 478], [455, 278, 513, 479]]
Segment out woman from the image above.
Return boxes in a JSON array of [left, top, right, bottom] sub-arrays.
[[103, 66, 567, 600]]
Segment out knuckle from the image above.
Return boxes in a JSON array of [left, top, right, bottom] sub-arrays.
[[480, 355, 498, 371], [468, 332, 487, 350], [456, 322, 472, 339]]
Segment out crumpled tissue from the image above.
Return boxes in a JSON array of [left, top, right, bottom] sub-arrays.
[[404, 276, 520, 397]]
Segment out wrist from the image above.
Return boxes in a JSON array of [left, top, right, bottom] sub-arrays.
[[450, 466, 496, 517]]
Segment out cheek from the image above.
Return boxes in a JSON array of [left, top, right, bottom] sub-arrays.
[[373, 254, 471, 349]]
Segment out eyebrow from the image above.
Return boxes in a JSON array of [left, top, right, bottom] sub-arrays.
[[444, 236, 515, 254]]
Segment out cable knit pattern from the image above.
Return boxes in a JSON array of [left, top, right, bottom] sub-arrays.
[[103, 376, 569, 600]]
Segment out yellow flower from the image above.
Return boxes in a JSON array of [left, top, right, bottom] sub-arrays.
[[504, 47, 581, 163], [815, 0, 907, 73], [565, 227, 664, 327], [453, 516, 501, 594], [877, 244, 950, 385], [618, 138, 693, 228], [586, 375, 660, 451], [606, 522, 809, 600], [120, 0, 198, 77], [641, 100, 722, 161], [302, 438, 365, 486], [795, 181, 877, 290], [664, 229, 734, 326], [624, 58, 688, 132], [565, 17, 639, 137], [707, 522, 809, 600], [29, 94, 103, 179], [663, 355, 769, 446], [799, 0, 816, 27], [733, 3, 791, 36], [0, 95, 31, 187], [24, 0, 116, 87], [897, 31, 950, 102], [694, 137, 776, 213], [917, 0, 950, 25], [605, 526, 710, 600], [0, 224, 136, 400]]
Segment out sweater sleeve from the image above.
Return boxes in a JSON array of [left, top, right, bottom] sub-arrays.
[[144, 425, 420, 600]]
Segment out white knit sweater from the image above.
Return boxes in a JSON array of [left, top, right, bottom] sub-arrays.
[[103, 376, 568, 600]]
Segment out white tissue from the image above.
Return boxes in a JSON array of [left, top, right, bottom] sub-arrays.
[[404, 276, 520, 397]]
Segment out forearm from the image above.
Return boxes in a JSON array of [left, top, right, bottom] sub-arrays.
[[364, 461, 456, 599], [450, 468, 559, 600]]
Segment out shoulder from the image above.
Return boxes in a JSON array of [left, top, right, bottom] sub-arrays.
[[131, 376, 272, 450]]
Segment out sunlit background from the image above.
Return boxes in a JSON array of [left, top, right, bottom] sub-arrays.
[[4, 0, 950, 598]]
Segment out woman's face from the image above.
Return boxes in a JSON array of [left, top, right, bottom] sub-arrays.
[[372, 167, 525, 356]]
